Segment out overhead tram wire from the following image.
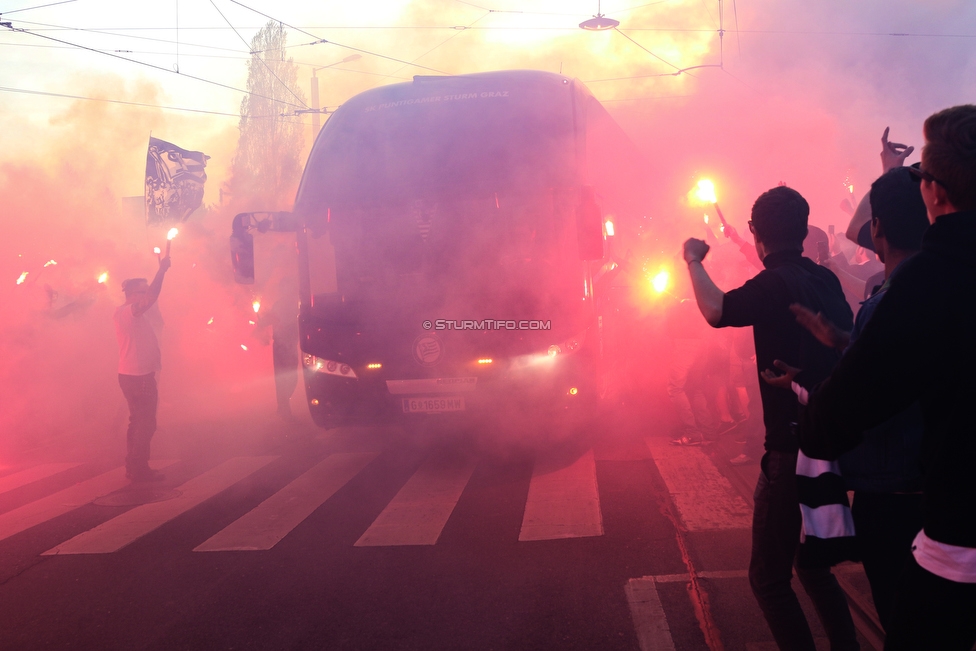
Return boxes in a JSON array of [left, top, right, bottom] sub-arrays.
[[227, 0, 451, 75], [9, 17, 250, 54], [373, 10, 489, 83], [612, 27, 692, 76], [452, 0, 669, 18], [9, 22, 975, 38], [0, 40, 414, 79], [0, 85, 241, 116], [207, 0, 308, 108], [0, 0, 76, 15], [0, 22, 307, 110]]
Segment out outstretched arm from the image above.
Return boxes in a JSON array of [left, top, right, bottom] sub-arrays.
[[132, 253, 171, 317], [683, 238, 724, 326]]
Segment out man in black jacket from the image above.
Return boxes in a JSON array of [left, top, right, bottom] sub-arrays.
[[683, 186, 857, 651], [800, 105, 976, 651]]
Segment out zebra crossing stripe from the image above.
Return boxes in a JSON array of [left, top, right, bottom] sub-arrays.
[[0, 463, 83, 496], [0, 462, 177, 543], [645, 437, 753, 531], [519, 448, 603, 541], [194, 452, 379, 552], [625, 577, 677, 651], [42, 457, 276, 555], [355, 450, 477, 547]]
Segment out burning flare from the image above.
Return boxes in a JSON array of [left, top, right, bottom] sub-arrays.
[[97, 272, 109, 284], [166, 227, 179, 241], [252, 300, 261, 314], [43, 260, 57, 267], [695, 179, 718, 204], [651, 270, 670, 293], [16, 271, 28, 285], [153, 247, 161, 255]]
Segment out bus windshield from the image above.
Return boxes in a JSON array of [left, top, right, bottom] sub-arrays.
[[299, 76, 587, 327], [306, 187, 580, 323]]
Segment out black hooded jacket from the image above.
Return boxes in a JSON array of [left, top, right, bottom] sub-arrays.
[[800, 211, 976, 549]]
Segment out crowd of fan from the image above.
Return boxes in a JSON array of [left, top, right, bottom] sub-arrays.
[[673, 104, 976, 650]]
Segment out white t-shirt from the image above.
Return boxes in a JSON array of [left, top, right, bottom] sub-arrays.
[[114, 303, 161, 375]]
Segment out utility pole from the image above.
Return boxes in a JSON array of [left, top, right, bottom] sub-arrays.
[[309, 54, 360, 141], [311, 73, 321, 136]]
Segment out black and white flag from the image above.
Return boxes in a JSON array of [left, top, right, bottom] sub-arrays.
[[145, 137, 209, 225]]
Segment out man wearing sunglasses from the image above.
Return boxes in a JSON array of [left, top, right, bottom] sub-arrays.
[[799, 105, 976, 650], [683, 186, 857, 651]]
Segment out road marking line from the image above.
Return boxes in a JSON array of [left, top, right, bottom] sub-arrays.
[[625, 577, 677, 651], [42, 457, 276, 555], [645, 438, 753, 531], [195, 452, 378, 552], [0, 461, 177, 543], [519, 448, 603, 541], [650, 570, 749, 583], [0, 463, 83, 496], [355, 451, 477, 547]]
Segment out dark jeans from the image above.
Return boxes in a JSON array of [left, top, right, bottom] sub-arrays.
[[750, 450, 859, 651], [118, 372, 158, 473], [885, 554, 976, 651], [850, 491, 924, 631]]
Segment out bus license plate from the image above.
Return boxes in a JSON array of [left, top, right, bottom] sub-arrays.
[[402, 396, 465, 413]]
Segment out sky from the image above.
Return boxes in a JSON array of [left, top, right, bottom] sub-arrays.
[[1, 0, 974, 211], [0, 0, 974, 458]]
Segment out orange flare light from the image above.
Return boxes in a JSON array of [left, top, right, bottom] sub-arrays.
[[652, 270, 670, 293], [16, 271, 28, 285], [43, 260, 57, 267], [153, 247, 161, 254], [252, 300, 261, 313], [695, 179, 718, 204], [97, 272, 109, 284], [240, 344, 248, 351], [166, 227, 179, 240]]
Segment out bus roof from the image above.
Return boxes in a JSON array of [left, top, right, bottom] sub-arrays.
[[294, 70, 595, 214]]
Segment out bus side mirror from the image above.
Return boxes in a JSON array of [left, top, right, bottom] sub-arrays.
[[230, 213, 255, 284], [576, 187, 604, 260]]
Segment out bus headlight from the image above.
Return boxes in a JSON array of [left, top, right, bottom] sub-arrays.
[[304, 354, 358, 379]]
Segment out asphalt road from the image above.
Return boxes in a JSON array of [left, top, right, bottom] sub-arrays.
[[0, 416, 880, 650]]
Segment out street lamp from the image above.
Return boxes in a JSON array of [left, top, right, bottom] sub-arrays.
[[578, 0, 619, 30], [310, 54, 361, 135]]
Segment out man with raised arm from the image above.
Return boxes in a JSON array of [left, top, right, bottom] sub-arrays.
[[800, 106, 976, 650], [114, 252, 171, 482], [683, 186, 857, 651]]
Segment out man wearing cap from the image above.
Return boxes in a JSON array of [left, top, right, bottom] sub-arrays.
[[777, 165, 930, 632], [114, 252, 170, 482], [799, 106, 976, 650]]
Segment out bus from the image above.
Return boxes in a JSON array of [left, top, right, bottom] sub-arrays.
[[231, 69, 656, 432]]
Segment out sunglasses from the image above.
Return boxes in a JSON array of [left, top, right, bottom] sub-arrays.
[[906, 164, 947, 189]]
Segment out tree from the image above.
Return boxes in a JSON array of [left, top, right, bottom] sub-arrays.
[[231, 21, 306, 209]]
